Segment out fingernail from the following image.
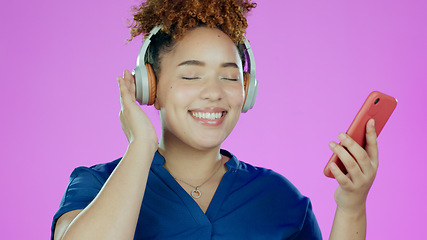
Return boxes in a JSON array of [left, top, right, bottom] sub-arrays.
[[371, 119, 375, 127], [338, 133, 347, 140], [329, 141, 337, 149]]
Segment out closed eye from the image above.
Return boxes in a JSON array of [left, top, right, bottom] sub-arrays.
[[182, 77, 201, 80], [222, 78, 238, 81]]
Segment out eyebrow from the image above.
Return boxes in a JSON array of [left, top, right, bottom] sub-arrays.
[[177, 60, 239, 69], [177, 60, 205, 67], [221, 62, 239, 69]]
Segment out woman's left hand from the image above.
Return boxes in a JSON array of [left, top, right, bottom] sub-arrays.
[[328, 118, 379, 212]]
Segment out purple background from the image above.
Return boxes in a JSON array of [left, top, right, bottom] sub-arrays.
[[1, 0, 426, 239]]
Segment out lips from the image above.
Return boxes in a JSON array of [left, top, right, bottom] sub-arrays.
[[188, 108, 227, 126]]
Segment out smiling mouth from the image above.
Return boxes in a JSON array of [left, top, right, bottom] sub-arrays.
[[190, 111, 227, 120]]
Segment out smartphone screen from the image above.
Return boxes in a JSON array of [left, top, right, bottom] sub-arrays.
[[324, 91, 398, 178]]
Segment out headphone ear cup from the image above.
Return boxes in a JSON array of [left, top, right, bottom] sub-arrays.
[[145, 63, 157, 105], [243, 72, 250, 108]]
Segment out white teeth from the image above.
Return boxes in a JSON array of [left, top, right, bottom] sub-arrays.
[[192, 112, 223, 120]]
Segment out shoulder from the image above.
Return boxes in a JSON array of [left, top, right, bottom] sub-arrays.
[[69, 158, 122, 184], [51, 158, 122, 239], [223, 150, 304, 200], [240, 161, 301, 195]]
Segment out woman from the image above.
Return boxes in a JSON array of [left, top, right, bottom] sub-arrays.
[[52, 0, 378, 239]]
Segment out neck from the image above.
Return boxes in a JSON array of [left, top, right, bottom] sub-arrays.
[[158, 132, 224, 181]]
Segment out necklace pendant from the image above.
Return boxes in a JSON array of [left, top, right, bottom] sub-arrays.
[[191, 187, 202, 199]]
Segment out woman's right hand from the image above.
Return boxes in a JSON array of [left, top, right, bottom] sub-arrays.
[[118, 70, 158, 152]]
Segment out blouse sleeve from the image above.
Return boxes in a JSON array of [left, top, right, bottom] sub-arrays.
[[50, 166, 106, 240], [291, 200, 323, 239]]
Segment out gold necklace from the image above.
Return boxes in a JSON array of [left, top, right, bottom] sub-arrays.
[[173, 162, 223, 199]]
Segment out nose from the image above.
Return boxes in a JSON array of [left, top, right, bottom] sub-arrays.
[[200, 77, 224, 101]]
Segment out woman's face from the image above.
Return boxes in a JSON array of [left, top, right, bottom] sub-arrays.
[[155, 27, 245, 151]]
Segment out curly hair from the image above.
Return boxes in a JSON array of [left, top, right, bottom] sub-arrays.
[[129, 0, 257, 44], [128, 0, 256, 80]]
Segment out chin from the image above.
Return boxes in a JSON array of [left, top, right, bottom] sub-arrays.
[[193, 139, 225, 150], [189, 134, 228, 151]]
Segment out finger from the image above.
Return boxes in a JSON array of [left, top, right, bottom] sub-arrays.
[[338, 133, 367, 164], [329, 161, 352, 187], [123, 70, 136, 102], [365, 119, 379, 168], [329, 141, 361, 181], [118, 76, 134, 106], [338, 133, 371, 176]]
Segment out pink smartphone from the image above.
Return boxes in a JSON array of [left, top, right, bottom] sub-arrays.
[[324, 91, 398, 178]]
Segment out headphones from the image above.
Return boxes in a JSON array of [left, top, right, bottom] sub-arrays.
[[133, 26, 258, 112]]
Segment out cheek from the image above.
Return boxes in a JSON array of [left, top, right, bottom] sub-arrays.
[[172, 84, 200, 105], [158, 81, 196, 107], [226, 85, 245, 108]]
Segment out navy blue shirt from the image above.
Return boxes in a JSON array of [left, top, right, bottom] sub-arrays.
[[52, 150, 322, 239]]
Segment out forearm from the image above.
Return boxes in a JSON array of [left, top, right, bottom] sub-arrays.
[[329, 205, 367, 240], [61, 141, 155, 240]]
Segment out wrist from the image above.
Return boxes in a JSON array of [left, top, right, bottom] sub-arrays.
[[125, 140, 158, 164], [336, 203, 366, 219], [331, 204, 367, 240], [129, 138, 158, 152]]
